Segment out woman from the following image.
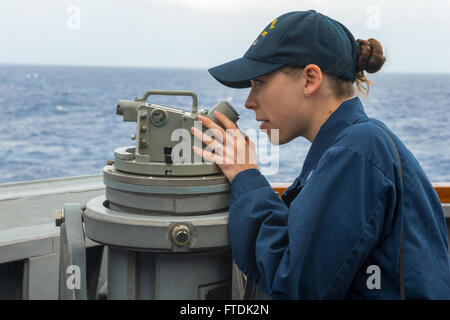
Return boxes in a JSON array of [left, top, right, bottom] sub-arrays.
[[191, 10, 450, 299]]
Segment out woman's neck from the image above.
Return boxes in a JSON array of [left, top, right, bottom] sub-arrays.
[[304, 95, 353, 143]]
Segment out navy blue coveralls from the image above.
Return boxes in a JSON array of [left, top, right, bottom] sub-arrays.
[[228, 97, 450, 299]]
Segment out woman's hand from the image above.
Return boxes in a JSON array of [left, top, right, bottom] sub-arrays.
[[191, 111, 258, 183]]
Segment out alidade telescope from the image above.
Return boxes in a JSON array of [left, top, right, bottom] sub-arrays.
[[115, 90, 241, 176]]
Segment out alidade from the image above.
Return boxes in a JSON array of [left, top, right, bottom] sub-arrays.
[[58, 90, 242, 300], [115, 90, 240, 176]]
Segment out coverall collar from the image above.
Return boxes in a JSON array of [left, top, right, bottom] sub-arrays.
[[299, 96, 368, 185]]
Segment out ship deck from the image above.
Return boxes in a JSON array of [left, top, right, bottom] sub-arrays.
[[0, 175, 449, 299]]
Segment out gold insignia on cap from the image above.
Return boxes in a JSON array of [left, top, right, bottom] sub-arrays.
[[261, 18, 278, 37]]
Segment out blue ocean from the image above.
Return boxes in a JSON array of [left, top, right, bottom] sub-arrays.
[[0, 64, 449, 184]]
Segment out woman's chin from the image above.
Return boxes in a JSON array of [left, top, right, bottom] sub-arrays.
[[263, 128, 282, 146]]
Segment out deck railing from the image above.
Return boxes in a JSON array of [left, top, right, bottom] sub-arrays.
[[271, 183, 450, 204]]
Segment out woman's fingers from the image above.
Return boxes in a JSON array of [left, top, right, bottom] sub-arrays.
[[191, 112, 256, 170], [213, 111, 238, 130], [197, 115, 225, 135], [196, 113, 243, 145], [247, 138, 258, 164], [193, 146, 223, 165], [191, 127, 223, 150]]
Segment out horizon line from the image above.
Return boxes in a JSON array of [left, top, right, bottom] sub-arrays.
[[1, 62, 450, 76]]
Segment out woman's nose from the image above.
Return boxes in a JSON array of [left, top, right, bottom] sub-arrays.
[[245, 88, 257, 110]]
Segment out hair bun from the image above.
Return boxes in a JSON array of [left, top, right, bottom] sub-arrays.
[[356, 38, 386, 73]]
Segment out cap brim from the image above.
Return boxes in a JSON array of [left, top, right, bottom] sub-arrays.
[[208, 57, 284, 89]]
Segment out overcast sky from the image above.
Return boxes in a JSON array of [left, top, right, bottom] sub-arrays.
[[0, 0, 449, 73]]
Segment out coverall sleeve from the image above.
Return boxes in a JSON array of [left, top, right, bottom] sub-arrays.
[[228, 145, 395, 299]]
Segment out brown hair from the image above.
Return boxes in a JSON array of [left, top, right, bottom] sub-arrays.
[[281, 38, 386, 98], [354, 38, 386, 96]]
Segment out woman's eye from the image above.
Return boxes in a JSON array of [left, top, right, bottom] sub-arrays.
[[254, 79, 263, 86]]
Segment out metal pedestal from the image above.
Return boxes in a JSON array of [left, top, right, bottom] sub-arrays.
[[78, 166, 232, 299]]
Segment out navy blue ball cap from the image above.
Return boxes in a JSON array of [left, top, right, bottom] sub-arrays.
[[208, 56, 284, 89], [208, 10, 360, 89]]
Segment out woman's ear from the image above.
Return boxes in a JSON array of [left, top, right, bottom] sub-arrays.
[[303, 64, 323, 97]]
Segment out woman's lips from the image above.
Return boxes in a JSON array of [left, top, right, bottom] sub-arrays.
[[260, 120, 269, 130]]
